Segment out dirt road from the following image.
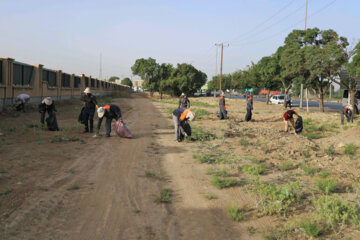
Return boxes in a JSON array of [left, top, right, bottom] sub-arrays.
[[1, 94, 252, 240]]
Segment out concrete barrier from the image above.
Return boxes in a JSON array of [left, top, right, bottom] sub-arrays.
[[0, 57, 131, 109]]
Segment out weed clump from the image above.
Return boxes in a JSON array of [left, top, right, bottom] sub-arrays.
[[210, 176, 237, 189], [155, 188, 173, 203], [227, 205, 246, 221], [315, 178, 338, 194], [242, 164, 266, 175], [300, 164, 320, 176], [206, 168, 229, 177], [280, 161, 294, 171], [344, 143, 356, 155], [299, 219, 323, 238], [239, 138, 249, 147], [190, 126, 216, 141], [1, 188, 12, 196], [250, 179, 303, 216], [324, 144, 335, 156], [68, 184, 79, 190]]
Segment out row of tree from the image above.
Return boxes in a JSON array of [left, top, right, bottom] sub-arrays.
[[131, 58, 207, 98], [107, 76, 133, 88], [207, 28, 360, 111]]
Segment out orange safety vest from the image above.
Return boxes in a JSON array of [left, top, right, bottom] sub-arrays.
[[180, 109, 191, 121]]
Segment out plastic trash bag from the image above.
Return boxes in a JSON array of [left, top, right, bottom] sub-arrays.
[[113, 119, 133, 138], [295, 116, 303, 134]]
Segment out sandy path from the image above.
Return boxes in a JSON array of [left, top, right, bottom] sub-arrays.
[[2, 94, 256, 240]]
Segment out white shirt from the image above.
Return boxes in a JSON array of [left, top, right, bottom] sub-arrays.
[[16, 94, 30, 103]]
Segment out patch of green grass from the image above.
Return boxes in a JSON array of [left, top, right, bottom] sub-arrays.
[[318, 170, 332, 179], [155, 188, 173, 203], [0, 168, 7, 174], [205, 194, 216, 200], [242, 164, 266, 175], [189, 126, 216, 141], [68, 184, 80, 190], [261, 145, 270, 154], [250, 179, 304, 216], [67, 168, 76, 174], [344, 143, 357, 156], [246, 226, 256, 235], [144, 171, 164, 180], [280, 161, 294, 171], [239, 138, 249, 147], [302, 150, 311, 158], [316, 178, 338, 194], [227, 205, 246, 221], [192, 108, 211, 120], [210, 176, 237, 189], [166, 107, 177, 115], [299, 219, 323, 238], [313, 195, 360, 234], [191, 101, 216, 108], [300, 164, 320, 176], [324, 144, 336, 156], [1, 188, 12, 196], [206, 168, 229, 177], [152, 98, 178, 105]]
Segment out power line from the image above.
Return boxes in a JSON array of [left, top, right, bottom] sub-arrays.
[[229, 2, 306, 45], [228, 0, 298, 44], [230, 0, 338, 47]]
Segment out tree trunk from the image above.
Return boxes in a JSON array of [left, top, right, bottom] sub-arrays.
[[310, 88, 325, 112], [160, 92, 163, 100], [283, 86, 291, 108], [265, 90, 270, 105]]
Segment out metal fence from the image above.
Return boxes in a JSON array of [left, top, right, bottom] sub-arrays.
[[43, 69, 57, 87], [0, 60, 2, 84], [91, 78, 95, 88], [61, 73, 70, 88], [13, 62, 34, 86], [96, 80, 100, 88], [85, 77, 89, 87], [74, 76, 81, 88]]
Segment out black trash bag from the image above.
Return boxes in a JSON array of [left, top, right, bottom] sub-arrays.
[[295, 116, 303, 134], [78, 107, 85, 124], [46, 114, 59, 131], [177, 121, 191, 142], [245, 110, 252, 122]]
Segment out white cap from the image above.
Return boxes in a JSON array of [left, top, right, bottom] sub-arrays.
[[186, 111, 196, 121], [181, 93, 185, 96], [84, 87, 91, 94], [97, 107, 105, 118], [42, 97, 52, 106]]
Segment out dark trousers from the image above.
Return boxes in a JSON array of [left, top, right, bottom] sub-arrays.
[[341, 109, 353, 124], [286, 100, 292, 108], [40, 109, 54, 124], [219, 107, 228, 120], [105, 117, 116, 136], [83, 108, 95, 131]]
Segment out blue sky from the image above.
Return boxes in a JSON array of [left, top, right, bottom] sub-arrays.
[[0, 0, 359, 81]]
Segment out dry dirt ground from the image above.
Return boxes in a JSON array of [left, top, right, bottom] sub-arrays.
[[0, 93, 360, 240]]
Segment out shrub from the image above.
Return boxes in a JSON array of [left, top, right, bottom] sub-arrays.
[[155, 188, 173, 203], [344, 143, 356, 156], [324, 144, 336, 156], [300, 164, 320, 176], [280, 161, 294, 171], [242, 164, 266, 175], [227, 205, 246, 221], [318, 170, 331, 179], [239, 138, 249, 147], [316, 178, 338, 194], [299, 219, 323, 238], [210, 176, 237, 189], [251, 179, 304, 216], [313, 195, 360, 234], [206, 168, 229, 177]]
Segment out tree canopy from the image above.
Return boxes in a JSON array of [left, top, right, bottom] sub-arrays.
[[108, 76, 119, 82], [121, 77, 133, 87]]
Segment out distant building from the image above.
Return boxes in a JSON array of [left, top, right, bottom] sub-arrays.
[[133, 80, 144, 88]]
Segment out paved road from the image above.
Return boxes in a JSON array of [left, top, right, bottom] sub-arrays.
[[228, 96, 342, 110]]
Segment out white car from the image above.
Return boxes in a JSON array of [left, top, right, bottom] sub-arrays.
[[269, 94, 285, 104]]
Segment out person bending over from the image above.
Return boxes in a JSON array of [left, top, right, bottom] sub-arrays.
[[97, 104, 122, 137], [172, 108, 196, 141], [283, 109, 299, 133]]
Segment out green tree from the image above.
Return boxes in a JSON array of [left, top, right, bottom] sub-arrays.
[[207, 74, 232, 92], [131, 58, 160, 95], [165, 63, 207, 96], [257, 56, 282, 104], [121, 77, 133, 87], [158, 63, 174, 99], [108, 76, 119, 82]]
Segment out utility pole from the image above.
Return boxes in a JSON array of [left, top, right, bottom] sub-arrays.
[[215, 43, 229, 95], [305, 0, 308, 30]]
